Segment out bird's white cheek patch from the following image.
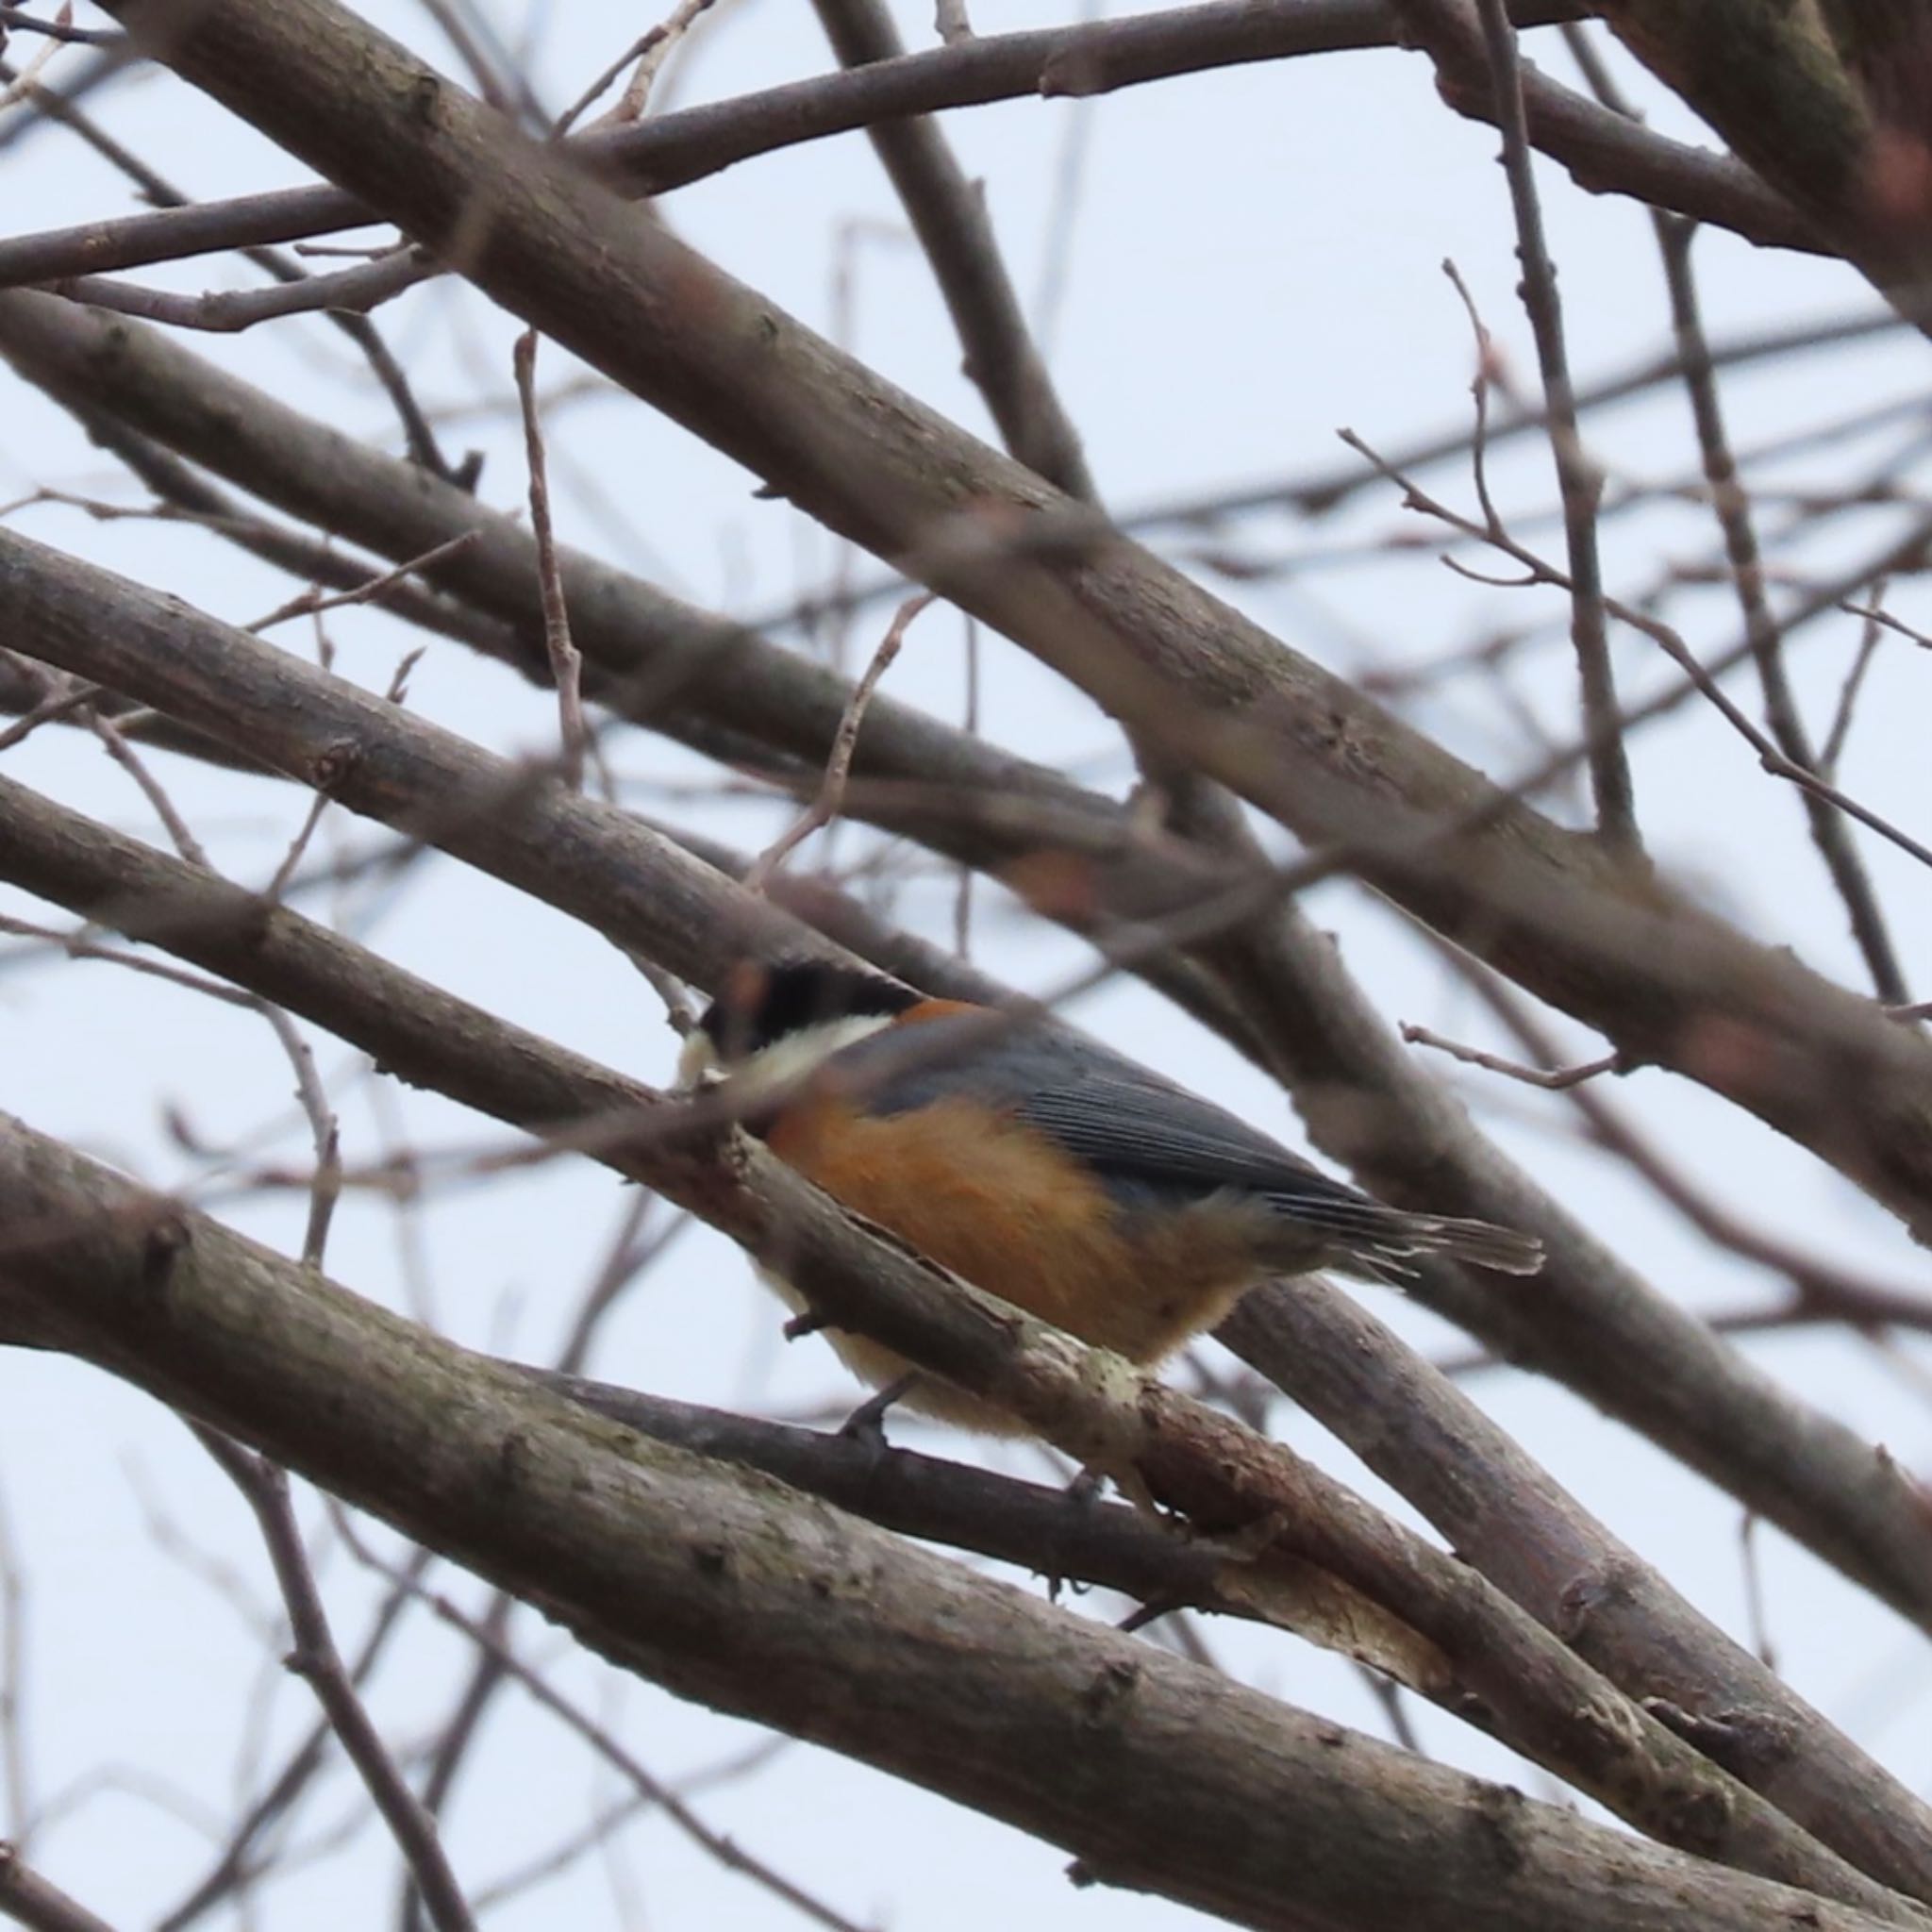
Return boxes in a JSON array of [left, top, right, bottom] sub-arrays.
[[675, 1031, 721, 1091]]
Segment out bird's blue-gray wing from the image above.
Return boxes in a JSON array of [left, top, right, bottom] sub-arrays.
[[820, 1016, 1541, 1275]]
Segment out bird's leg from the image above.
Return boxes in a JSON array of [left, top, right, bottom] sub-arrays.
[[838, 1371, 921, 1454], [1066, 1467, 1107, 1508]]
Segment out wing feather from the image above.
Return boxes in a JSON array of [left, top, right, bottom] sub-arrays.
[[817, 1017, 1541, 1276]]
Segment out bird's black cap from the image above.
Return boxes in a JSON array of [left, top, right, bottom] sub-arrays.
[[696, 958, 920, 1061]]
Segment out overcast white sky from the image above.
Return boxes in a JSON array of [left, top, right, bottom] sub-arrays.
[[3, 4, 1931, 1928]]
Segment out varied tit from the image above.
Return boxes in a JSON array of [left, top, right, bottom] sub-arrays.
[[678, 958, 1541, 1432]]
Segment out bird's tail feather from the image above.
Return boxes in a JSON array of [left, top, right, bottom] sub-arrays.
[[1362, 1211, 1544, 1277], [1258, 1191, 1543, 1278]]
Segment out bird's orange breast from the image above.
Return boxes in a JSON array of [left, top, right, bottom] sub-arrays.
[[763, 1088, 1260, 1428]]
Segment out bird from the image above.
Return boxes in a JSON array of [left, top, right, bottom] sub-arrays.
[[678, 958, 1541, 1433]]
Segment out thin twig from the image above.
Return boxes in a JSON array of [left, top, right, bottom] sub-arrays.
[[244, 530, 481, 636], [1738, 1513, 1777, 1673], [1840, 600, 1932, 651], [85, 710, 210, 868], [1441, 258, 1506, 535], [195, 1436, 475, 1932], [1400, 1021, 1621, 1091], [1, 892, 344, 1261], [954, 612, 979, 956], [3, 471, 494, 675], [45, 252, 431, 332], [0, 673, 96, 756], [385, 647, 429, 708], [0, 8, 124, 48], [0, 1843, 119, 1932], [291, 1081, 341, 1267], [329, 1509, 869, 1932], [0, 25, 62, 107], [263, 795, 332, 906], [1652, 198, 1905, 997], [512, 329, 587, 790], [1468, 0, 1637, 854], [1821, 594, 1889, 776], [414, 0, 545, 126], [19, 689, 341, 1262], [1341, 431, 1932, 876], [554, 0, 723, 135], [1357, 1666, 1424, 1756], [1443, 950, 1932, 1335], [0, 914, 255, 1006], [467, 1791, 655, 1913], [1028, 36, 1095, 363], [151, 1547, 438, 1932], [0, 1485, 27, 1848], [745, 591, 933, 887], [1560, 20, 1910, 1000]]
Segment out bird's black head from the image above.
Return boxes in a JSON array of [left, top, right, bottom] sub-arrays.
[[691, 958, 920, 1069]]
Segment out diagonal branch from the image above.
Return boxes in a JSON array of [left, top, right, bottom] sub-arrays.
[[1, 1106, 1923, 1932], [7, 399, 1932, 1676], [191, 1436, 475, 1932], [1421, 0, 1637, 852], [15, 8, 1932, 1255], [0, 0, 1821, 293], [0, 1843, 119, 1932], [810, 0, 1097, 499], [0, 1082, 1925, 1924], [4, 770, 1932, 1901]]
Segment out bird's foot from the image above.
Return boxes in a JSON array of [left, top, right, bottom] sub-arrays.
[[838, 1372, 919, 1458]]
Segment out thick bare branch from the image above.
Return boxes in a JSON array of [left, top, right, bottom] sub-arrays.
[[1597, 0, 1932, 308], [0, 1844, 119, 1932], [810, 0, 1097, 498], [1, 0, 1820, 293], [0, 290, 1094, 840], [2, 1110, 1922, 1932], [16, 16, 1932, 1255], [4, 772, 1932, 1904], [4, 1070, 1930, 1925], [5, 435, 1932, 1671], [1221, 1274, 1932, 1903], [9, 4, 1929, 1924]]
